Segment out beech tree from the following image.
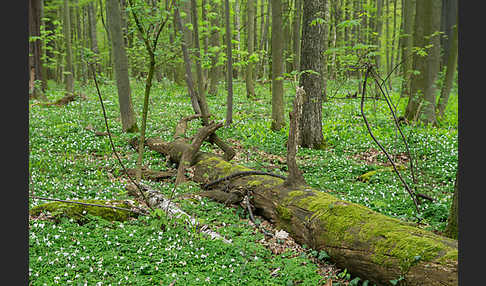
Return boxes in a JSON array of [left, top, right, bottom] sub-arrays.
[[299, 0, 327, 149], [271, 0, 285, 131], [106, 0, 139, 132]]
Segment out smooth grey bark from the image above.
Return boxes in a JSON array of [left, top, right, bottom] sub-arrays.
[[225, 0, 234, 126], [299, 0, 327, 149], [208, 0, 222, 96], [106, 0, 138, 132], [87, 2, 101, 73], [292, 0, 302, 72], [246, 0, 256, 98], [271, 0, 285, 131], [63, 0, 74, 97], [399, 0, 415, 98], [404, 0, 442, 124]]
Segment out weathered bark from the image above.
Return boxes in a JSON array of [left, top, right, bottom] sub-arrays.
[[285, 87, 306, 187], [137, 136, 458, 286], [299, 0, 327, 149], [106, 0, 139, 133], [271, 0, 285, 131]]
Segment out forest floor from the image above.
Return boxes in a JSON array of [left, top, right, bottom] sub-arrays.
[[28, 76, 458, 285]]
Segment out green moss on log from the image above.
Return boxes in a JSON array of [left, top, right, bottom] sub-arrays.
[[29, 200, 134, 222], [293, 191, 457, 273]]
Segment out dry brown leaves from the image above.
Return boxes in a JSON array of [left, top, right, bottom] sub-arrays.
[[351, 147, 409, 167], [248, 215, 348, 285]]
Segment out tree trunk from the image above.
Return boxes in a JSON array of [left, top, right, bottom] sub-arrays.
[[299, 0, 327, 149], [399, 0, 415, 98], [440, 0, 458, 69], [225, 0, 234, 126], [271, 0, 285, 131], [436, 16, 457, 118], [444, 171, 458, 240], [106, 0, 139, 132], [208, 0, 222, 96], [63, 0, 75, 97], [292, 0, 302, 72], [87, 2, 101, 73], [29, 0, 48, 100], [201, 0, 209, 84], [137, 135, 458, 286], [260, 1, 271, 80], [233, 0, 241, 79], [246, 0, 256, 98], [375, 0, 383, 72], [191, 0, 208, 110], [404, 0, 442, 124]]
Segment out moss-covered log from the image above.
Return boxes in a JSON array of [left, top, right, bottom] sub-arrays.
[[29, 199, 138, 222], [141, 137, 458, 286]]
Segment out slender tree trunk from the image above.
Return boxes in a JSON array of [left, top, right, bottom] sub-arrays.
[[225, 0, 234, 126], [191, 0, 208, 112], [283, 0, 292, 73], [106, 0, 139, 132], [29, 0, 48, 100], [246, 0, 256, 98], [292, 0, 302, 72], [63, 0, 74, 97], [260, 1, 271, 80], [437, 17, 457, 118], [399, 0, 415, 98], [208, 0, 222, 95], [385, 0, 390, 78], [299, 0, 327, 149], [88, 2, 101, 73], [234, 0, 241, 79], [174, 6, 202, 115], [390, 0, 398, 77], [271, 0, 285, 131], [375, 0, 383, 72], [202, 0, 209, 84]]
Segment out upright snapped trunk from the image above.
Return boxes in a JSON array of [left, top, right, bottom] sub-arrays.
[[299, 0, 327, 149], [271, 0, 285, 131], [106, 0, 138, 132]]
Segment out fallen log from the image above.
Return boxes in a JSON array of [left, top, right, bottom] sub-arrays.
[[138, 137, 458, 286]]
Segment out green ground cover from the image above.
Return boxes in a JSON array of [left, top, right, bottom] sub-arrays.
[[29, 76, 457, 285]]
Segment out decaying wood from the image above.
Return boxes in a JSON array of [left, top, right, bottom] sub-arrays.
[[124, 167, 175, 181], [136, 136, 458, 286], [125, 183, 231, 244], [285, 86, 306, 187]]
